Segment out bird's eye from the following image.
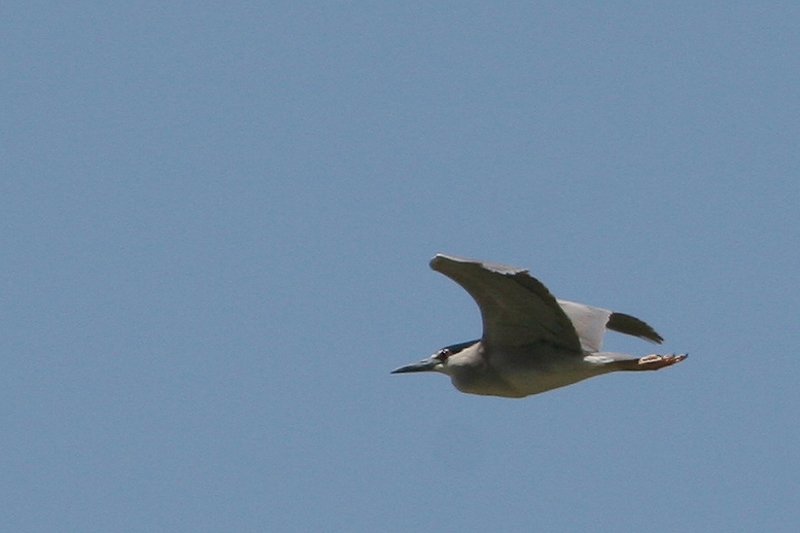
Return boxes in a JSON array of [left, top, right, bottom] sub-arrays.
[[435, 348, 451, 361]]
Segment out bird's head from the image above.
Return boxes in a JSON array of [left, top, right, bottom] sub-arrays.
[[391, 340, 480, 376]]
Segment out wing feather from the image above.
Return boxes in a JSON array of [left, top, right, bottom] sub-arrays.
[[606, 312, 663, 343], [430, 254, 581, 351], [430, 254, 665, 352]]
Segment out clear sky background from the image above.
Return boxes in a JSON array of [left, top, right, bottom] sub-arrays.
[[2, 2, 799, 532]]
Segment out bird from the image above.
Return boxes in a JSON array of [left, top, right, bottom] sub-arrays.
[[392, 254, 687, 398]]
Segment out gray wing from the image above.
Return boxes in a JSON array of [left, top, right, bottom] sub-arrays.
[[557, 300, 663, 352], [430, 254, 582, 351]]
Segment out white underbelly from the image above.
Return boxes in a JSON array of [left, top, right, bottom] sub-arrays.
[[501, 366, 600, 396]]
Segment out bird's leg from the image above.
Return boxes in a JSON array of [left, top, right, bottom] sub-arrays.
[[636, 353, 688, 370]]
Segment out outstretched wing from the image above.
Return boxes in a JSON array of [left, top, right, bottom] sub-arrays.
[[557, 300, 663, 352], [430, 254, 581, 351]]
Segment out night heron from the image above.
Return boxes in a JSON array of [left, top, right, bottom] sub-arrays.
[[392, 254, 687, 398]]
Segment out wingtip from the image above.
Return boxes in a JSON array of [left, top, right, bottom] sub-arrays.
[[429, 253, 446, 267], [607, 312, 664, 344], [430, 254, 530, 277], [429, 253, 469, 271]]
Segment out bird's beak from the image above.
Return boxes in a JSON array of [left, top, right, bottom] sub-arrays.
[[391, 356, 440, 374]]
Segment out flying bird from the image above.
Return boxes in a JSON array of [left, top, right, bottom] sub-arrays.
[[392, 254, 687, 398]]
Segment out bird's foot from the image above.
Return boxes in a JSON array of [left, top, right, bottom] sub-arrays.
[[637, 353, 688, 370]]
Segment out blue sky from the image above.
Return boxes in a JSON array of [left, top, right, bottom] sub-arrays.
[[2, 2, 799, 531]]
